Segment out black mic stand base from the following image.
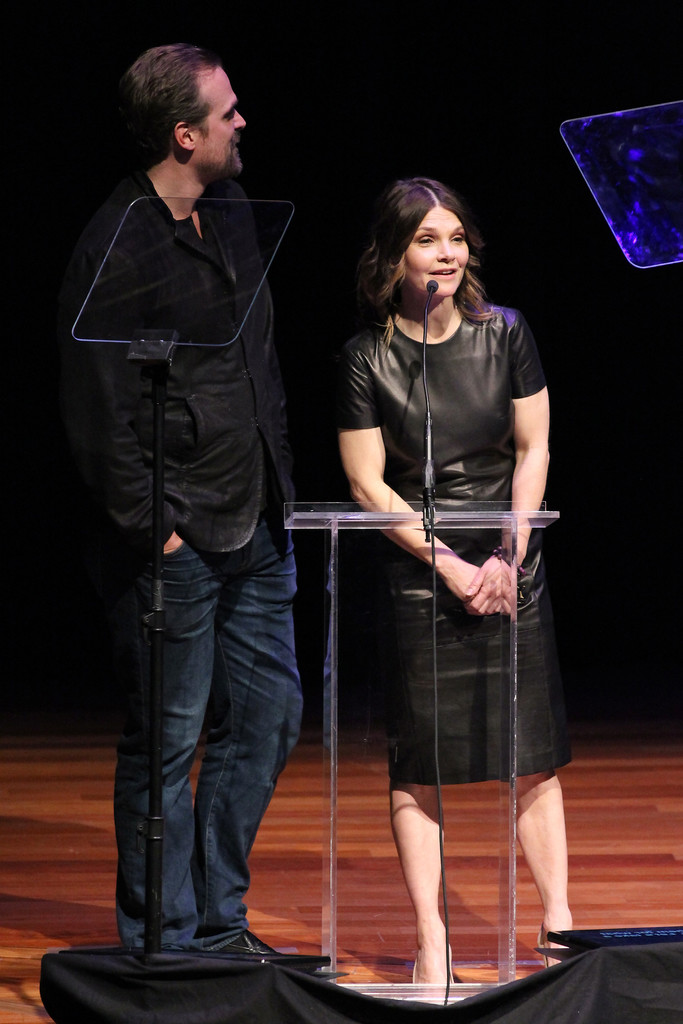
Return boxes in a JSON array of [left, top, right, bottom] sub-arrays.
[[40, 946, 334, 1024]]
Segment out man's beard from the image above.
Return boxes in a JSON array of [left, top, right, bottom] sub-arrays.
[[200, 138, 242, 184], [226, 144, 242, 178], [223, 136, 242, 179]]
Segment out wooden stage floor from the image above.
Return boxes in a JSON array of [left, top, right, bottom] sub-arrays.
[[1, 713, 682, 1021]]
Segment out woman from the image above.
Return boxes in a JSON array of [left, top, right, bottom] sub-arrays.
[[336, 178, 572, 984]]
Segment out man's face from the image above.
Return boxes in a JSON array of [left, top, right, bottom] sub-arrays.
[[192, 67, 246, 182]]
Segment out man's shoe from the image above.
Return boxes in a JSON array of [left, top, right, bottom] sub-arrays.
[[207, 929, 279, 955], [205, 929, 331, 972]]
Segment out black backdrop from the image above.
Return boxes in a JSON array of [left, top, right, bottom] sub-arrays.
[[6, 1, 682, 724]]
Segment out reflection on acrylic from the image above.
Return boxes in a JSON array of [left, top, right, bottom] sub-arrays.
[[560, 100, 683, 268], [72, 197, 294, 344]]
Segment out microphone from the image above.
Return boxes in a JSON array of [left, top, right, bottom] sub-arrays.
[[422, 281, 438, 542]]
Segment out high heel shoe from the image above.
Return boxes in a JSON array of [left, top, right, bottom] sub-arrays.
[[536, 927, 550, 968], [412, 945, 454, 985], [536, 926, 568, 967]]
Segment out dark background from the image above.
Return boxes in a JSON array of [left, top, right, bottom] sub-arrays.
[[5, 1, 682, 725]]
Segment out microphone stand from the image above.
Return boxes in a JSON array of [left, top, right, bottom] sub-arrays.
[[422, 280, 438, 542], [419, 280, 452, 1002], [127, 328, 179, 957]]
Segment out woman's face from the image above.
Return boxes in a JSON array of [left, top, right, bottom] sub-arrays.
[[400, 205, 469, 306]]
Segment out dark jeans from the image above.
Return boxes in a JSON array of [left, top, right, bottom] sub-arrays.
[[96, 516, 302, 949]]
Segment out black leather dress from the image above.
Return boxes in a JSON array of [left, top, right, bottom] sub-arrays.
[[337, 308, 571, 784]]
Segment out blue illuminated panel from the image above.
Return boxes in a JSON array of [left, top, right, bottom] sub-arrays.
[[560, 101, 683, 268]]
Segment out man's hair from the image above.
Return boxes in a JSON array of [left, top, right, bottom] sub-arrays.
[[119, 43, 223, 168], [357, 177, 491, 342]]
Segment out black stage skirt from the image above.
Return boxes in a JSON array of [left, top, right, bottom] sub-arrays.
[[377, 529, 571, 786]]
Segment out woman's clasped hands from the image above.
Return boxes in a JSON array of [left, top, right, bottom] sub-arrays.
[[438, 550, 517, 616]]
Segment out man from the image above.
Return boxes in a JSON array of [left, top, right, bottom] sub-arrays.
[[58, 44, 303, 954]]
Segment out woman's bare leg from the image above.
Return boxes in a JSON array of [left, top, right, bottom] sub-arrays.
[[516, 770, 573, 956], [390, 783, 452, 983]]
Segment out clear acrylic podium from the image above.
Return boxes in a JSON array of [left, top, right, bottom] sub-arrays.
[[285, 502, 559, 1002]]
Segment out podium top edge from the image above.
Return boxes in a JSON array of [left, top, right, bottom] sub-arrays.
[[284, 503, 559, 529]]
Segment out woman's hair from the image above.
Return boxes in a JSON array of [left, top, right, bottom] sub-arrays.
[[119, 43, 223, 169], [357, 177, 491, 341]]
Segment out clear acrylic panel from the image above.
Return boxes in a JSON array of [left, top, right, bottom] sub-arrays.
[[560, 100, 683, 268], [286, 503, 559, 1004], [72, 196, 294, 344]]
